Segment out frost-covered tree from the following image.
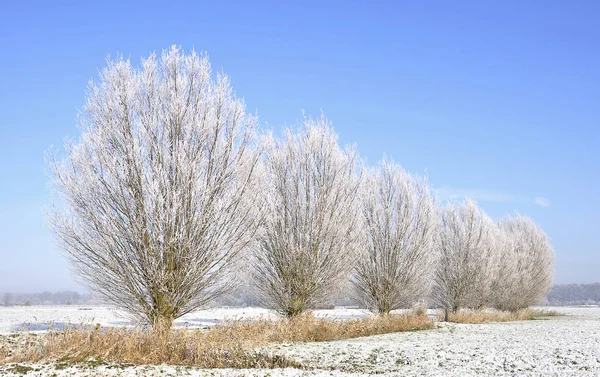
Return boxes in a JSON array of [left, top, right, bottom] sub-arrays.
[[47, 46, 262, 330], [433, 199, 499, 320], [491, 214, 554, 311], [353, 160, 438, 315], [252, 116, 362, 317]]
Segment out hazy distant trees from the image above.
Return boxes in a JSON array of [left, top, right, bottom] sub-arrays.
[[547, 283, 600, 305], [353, 160, 437, 315], [0, 291, 90, 306], [48, 46, 262, 330], [251, 117, 362, 317], [3, 293, 12, 307]]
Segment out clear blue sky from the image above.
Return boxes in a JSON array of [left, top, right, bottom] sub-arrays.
[[1, 0, 598, 292]]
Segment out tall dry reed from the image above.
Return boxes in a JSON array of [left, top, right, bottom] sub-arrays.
[[438, 308, 561, 324], [3, 310, 433, 368]]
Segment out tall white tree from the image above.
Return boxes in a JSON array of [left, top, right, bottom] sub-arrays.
[[251, 115, 362, 317], [433, 199, 499, 319], [353, 160, 438, 315], [47, 46, 262, 329], [491, 214, 554, 311]]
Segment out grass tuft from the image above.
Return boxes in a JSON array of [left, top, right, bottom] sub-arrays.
[[1, 310, 432, 368]]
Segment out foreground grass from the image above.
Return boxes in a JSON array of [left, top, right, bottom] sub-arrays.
[[1, 310, 433, 369], [438, 307, 562, 324]]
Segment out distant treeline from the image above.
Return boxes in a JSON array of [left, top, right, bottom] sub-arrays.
[[546, 283, 600, 306], [1, 291, 93, 306], [3, 284, 599, 307]]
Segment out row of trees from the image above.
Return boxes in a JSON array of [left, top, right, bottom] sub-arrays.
[[433, 201, 554, 319], [49, 46, 554, 330]]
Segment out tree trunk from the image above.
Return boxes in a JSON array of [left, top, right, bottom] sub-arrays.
[[284, 297, 306, 318], [151, 315, 174, 334]]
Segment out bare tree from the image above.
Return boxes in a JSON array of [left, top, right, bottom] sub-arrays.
[[432, 199, 498, 320], [353, 159, 437, 315], [251, 115, 362, 317], [47, 46, 262, 330], [491, 214, 554, 311]]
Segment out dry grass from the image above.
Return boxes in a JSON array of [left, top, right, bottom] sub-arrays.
[[1, 310, 432, 368], [438, 307, 562, 324]]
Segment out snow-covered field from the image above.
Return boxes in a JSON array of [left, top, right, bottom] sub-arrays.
[[0, 305, 371, 333], [1, 306, 599, 376]]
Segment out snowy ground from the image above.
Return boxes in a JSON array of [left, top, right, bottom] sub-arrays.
[[1, 306, 599, 376], [0, 305, 371, 333]]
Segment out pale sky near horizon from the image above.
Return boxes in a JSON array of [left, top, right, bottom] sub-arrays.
[[1, 0, 599, 292]]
